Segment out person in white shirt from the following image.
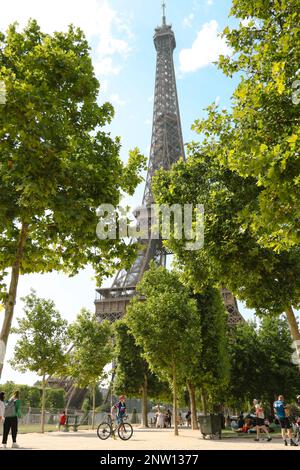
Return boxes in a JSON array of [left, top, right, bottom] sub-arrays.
[[155, 406, 164, 429], [0, 392, 5, 436], [253, 399, 272, 442]]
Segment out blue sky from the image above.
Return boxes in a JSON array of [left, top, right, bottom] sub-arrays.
[[0, 0, 255, 385]]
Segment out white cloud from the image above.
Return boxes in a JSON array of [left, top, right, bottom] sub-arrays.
[[110, 93, 128, 107], [100, 79, 109, 93], [179, 20, 231, 73], [0, 0, 133, 78], [94, 58, 122, 77], [145, 118, 152, 125], [206, 0, 213, 6], [183, 13, 195, 29], [98, 38, 131, 57]]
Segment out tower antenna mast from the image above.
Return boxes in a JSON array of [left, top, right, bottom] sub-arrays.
[[162, 1, 166, 25]]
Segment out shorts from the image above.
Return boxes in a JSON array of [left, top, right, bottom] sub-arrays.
[[279, 417, 291, 429], [256, 418, 265, 427]]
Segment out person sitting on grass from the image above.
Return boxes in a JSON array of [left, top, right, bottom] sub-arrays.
[[236, 418, 252, 433]]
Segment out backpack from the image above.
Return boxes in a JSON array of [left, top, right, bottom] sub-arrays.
[[4, 399, 16, 418]]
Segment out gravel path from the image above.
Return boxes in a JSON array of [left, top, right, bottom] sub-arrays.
[[1, 429, 299, 451]]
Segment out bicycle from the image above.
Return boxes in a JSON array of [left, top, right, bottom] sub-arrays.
[[97, 414, 133, 441]]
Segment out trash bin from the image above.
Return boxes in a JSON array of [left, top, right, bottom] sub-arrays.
[[198, 414, 222, 439]]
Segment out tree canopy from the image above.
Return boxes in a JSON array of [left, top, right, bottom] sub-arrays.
[[192, 288, 230, 409], [203, 0, 300, 251], [227, 316, 300, 409], [113, 320, 169, 427], [67, 309, 113, 428], [126, 263, 200, 435], [153, 135, 300, 360], [10, 290, 68, 431], [0, 20, 145, 376], [10, 290, 68, 377]]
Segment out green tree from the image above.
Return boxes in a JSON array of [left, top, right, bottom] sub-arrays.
[[227, 316, 300, 410], [67, 309, 113, 429], [44, 388, 65, 411], [0, 20, 145, 377], [27, 386, 41, 409], [81, 385, 103, 413], [0, 382, 41, 408], [191, 288, 230, 424], [214, 0, 300, 252], [126, 263, 200, 436], [152, 0, 300, 364], [113, 320, 168, 427], [10, 291, 68, 432], [153, 147, 300, 366]]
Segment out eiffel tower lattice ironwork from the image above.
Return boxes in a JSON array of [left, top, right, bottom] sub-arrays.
[[95, 9, 185, 323], [50, 7, 243, 412], [95, 7, 244, 327]]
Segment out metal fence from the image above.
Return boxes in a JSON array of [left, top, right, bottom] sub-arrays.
[[18, 409, 148, 427]]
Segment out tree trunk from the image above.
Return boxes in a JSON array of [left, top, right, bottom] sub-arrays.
[[41, 374, 46, 434], [187, 382, 198, 430], [173, 360, 178, 436], [285, 306, 300, 370], [201, 386, 208, 415], [0, 223, 28, 378], [141, 374, 149, 428], [92, 384, 96, 430]]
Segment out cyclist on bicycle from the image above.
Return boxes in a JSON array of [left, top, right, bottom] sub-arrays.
[[111, 395, 126, 424], [97, 395, 132, 441]]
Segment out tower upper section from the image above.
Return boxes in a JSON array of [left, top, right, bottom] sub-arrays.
[[143, 12, 185, 205]]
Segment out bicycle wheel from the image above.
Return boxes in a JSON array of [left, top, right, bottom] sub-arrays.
[[97, 422, 112, 440], [118, 422, 133, 441]]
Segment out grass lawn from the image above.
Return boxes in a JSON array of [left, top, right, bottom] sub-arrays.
[[18, 424, 93, 433], [222, 429, 282, 439]]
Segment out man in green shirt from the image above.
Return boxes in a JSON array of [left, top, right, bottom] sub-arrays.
[[2, 390, 21, 448]]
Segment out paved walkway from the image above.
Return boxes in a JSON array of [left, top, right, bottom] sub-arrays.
[[0, 429, 299, 451]]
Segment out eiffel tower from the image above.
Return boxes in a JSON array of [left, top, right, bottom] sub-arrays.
[[95, 4, 185, 323], [95, 4, 244, 327], [62, 4, 243, 410]]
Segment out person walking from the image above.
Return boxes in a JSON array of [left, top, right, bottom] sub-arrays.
[[273, 394, 297, 447], [58, 411, 67, 431], [155, 406, 164, 429], [2, 390, 21, 448], [253, 399, 272, 442], [165, 409, 172, 428], [0, 392, 5, 437], [185, 410, 191, 428]]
